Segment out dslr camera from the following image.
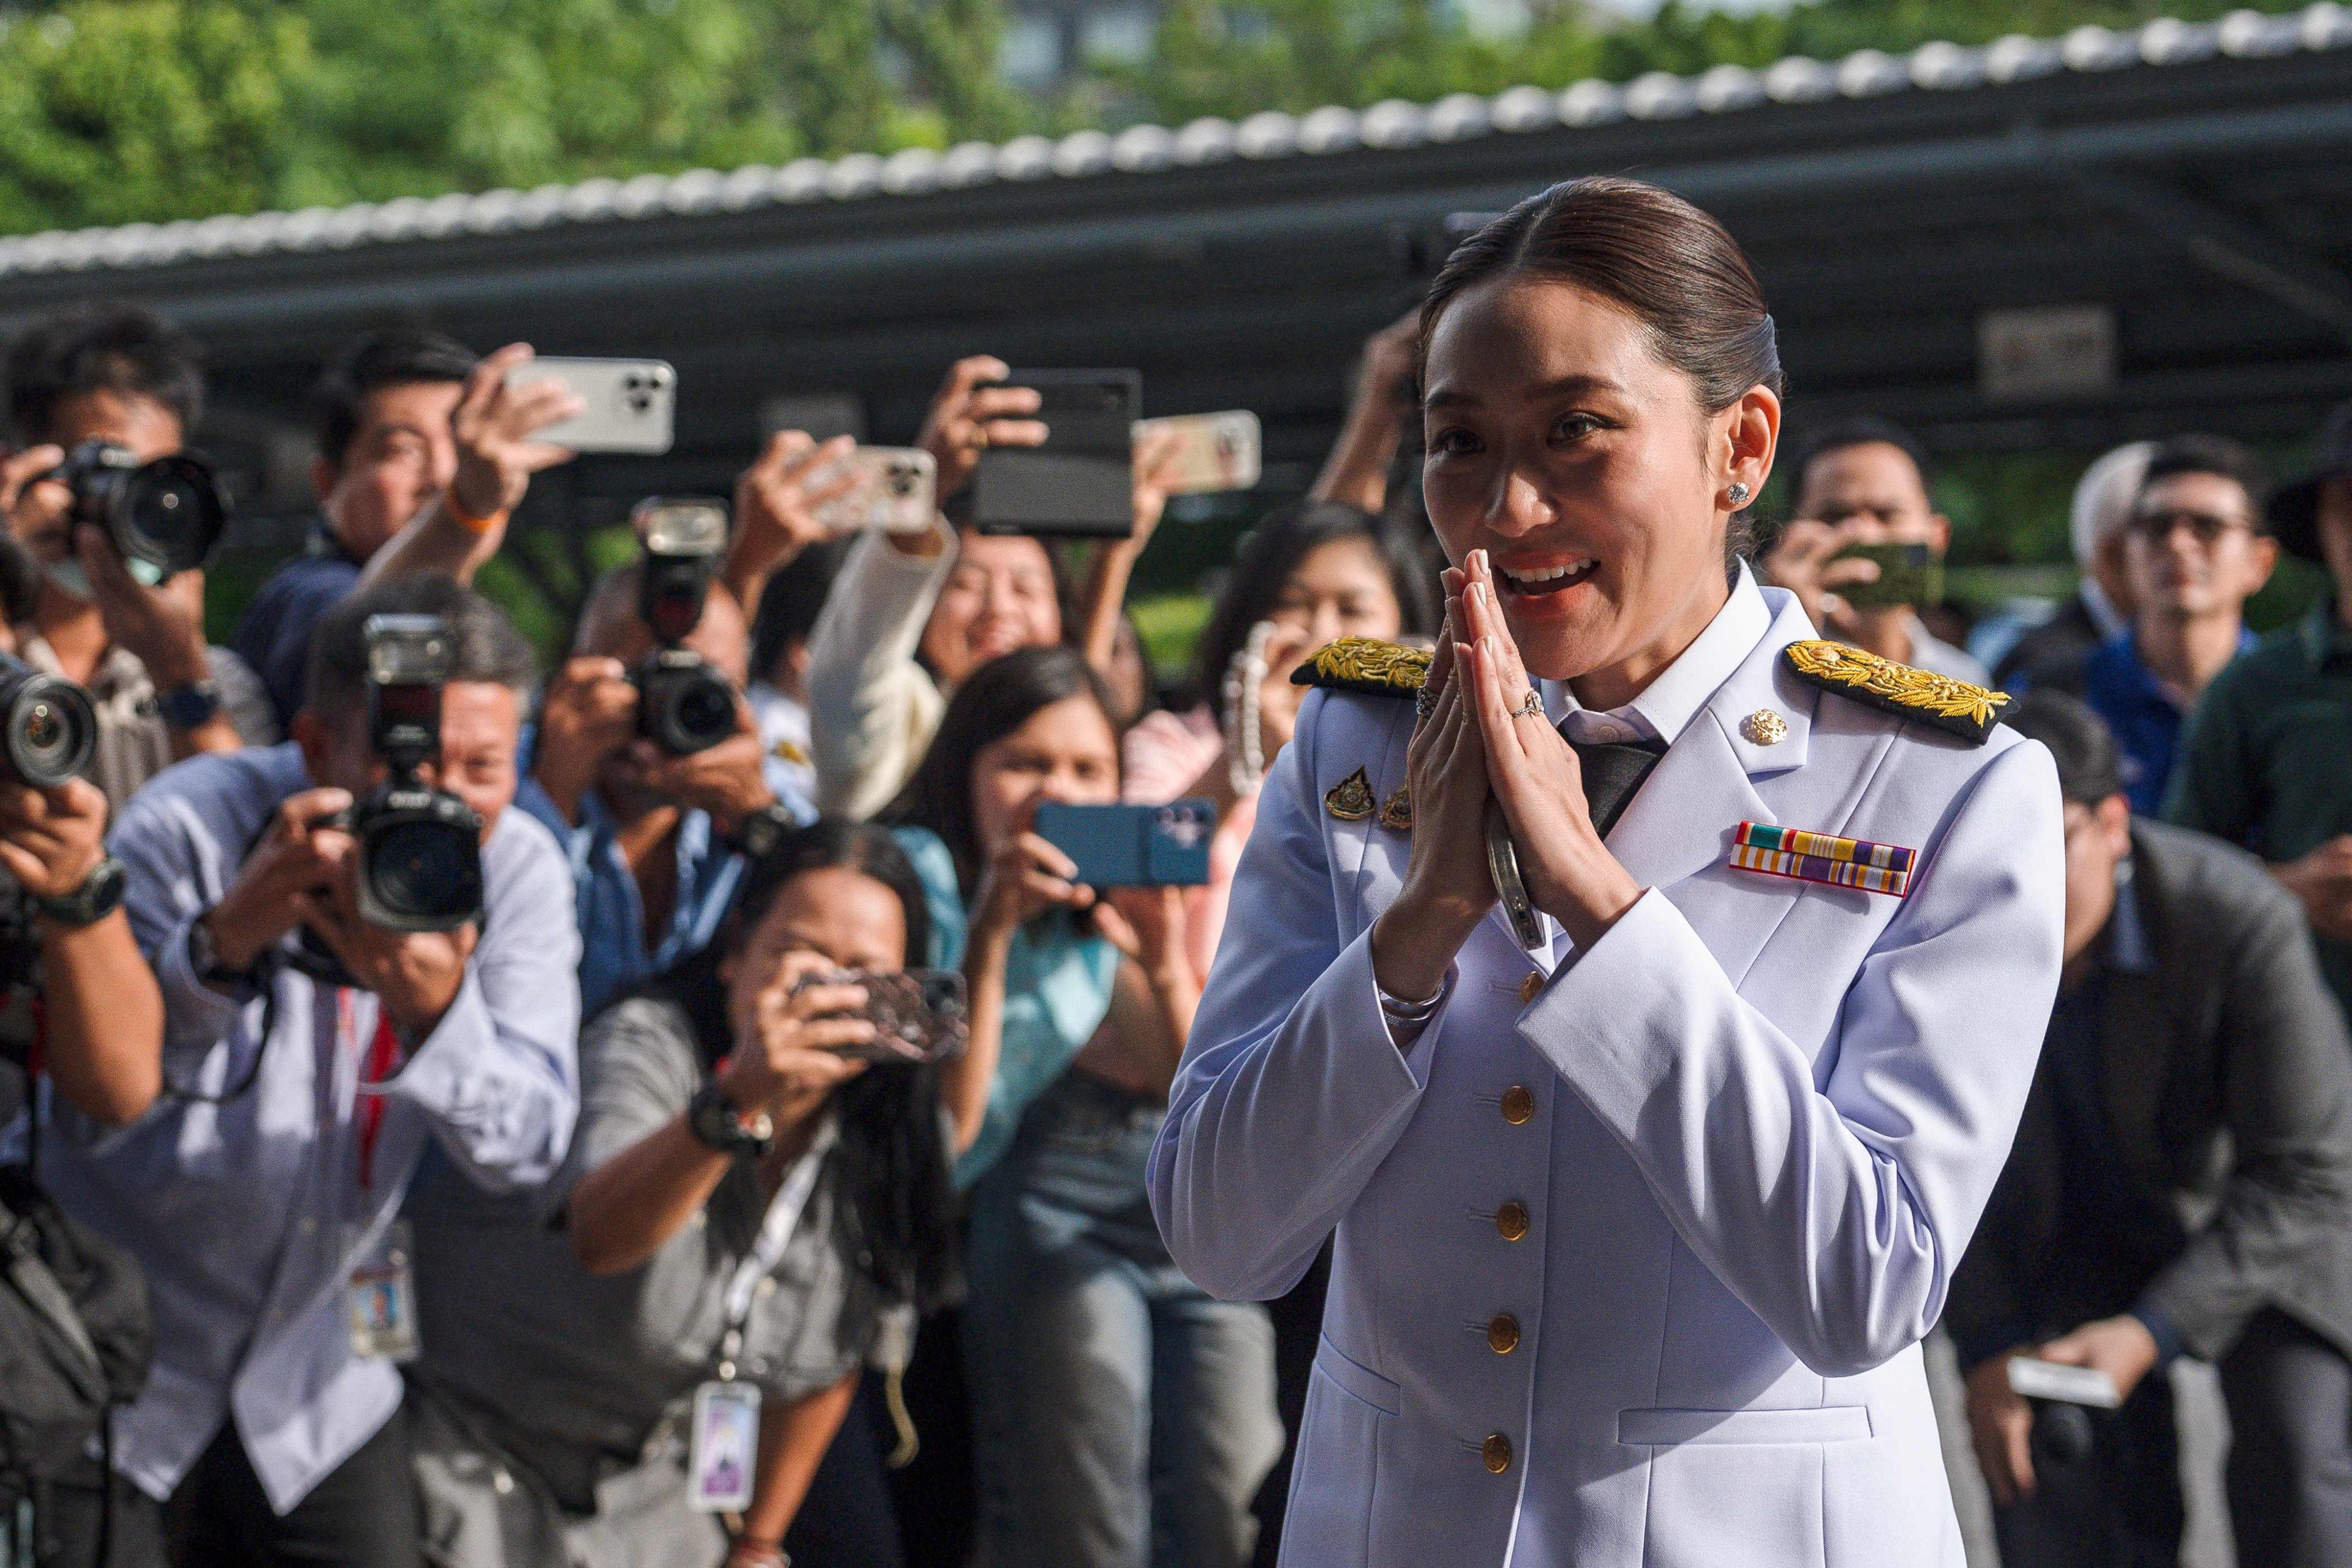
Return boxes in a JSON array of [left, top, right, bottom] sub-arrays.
[[0, 652, 95, 788], [331, 615, 484, 932], [47, 440, 227, 585], [631, 499, 737, 755]]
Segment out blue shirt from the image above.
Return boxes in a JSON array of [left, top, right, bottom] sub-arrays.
[[893, 828, 1118, 1187], [43, 743, 581, 1509], [2080, 630, 2253, 814], [229, 523, 365, 731]]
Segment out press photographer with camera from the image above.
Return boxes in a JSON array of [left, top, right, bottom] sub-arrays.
[[523, 499, 807, 1018], [230, 328, 483, 730], [3, 304, 271, 813], [37, 576, 579, 1568]]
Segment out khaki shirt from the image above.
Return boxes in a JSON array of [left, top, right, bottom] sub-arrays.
[[16, 635, 279, 817]]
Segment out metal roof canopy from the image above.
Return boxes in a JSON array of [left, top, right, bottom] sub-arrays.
[[1, 13, 2349, 527]]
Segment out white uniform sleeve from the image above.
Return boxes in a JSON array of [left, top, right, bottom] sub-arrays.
[[1149, 691, 1440, 1301], [1520, 736, 2065, 1376], [805, 523, 955, 821]]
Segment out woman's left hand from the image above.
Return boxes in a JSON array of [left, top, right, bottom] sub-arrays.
[[1093, 886, 1194, 992], [1455, 549, 1644, 949]]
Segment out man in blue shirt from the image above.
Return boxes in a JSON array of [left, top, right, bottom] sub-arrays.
[[522, 563, 808, 1017], [2076, 435, 2274, 813], [231, 329, 480, 729]]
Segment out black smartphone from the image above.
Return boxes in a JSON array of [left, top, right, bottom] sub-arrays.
[[1831, 540, 1943, 610], [790, 968, 969, 1064], [972, 369, 1140, 538], [1034, 800, 1215, 888]]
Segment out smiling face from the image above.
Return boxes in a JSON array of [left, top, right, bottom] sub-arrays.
[[1419, 275, 1775, 692]]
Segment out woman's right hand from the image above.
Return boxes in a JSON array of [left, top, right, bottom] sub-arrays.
[[969, 828, 1094, 947], [1368, 585, 1496, 1003], [720, 952, 874, 1129]]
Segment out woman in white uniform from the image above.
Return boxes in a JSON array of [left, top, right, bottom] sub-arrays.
[[1149, 176, 2066, 1568]]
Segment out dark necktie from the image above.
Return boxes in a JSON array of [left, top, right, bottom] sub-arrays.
[[1565, 732, 1667, 840]]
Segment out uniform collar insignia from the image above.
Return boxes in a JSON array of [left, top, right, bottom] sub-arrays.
[[1324, 766, 1376, 821], [1293, 638, 1430, 699]]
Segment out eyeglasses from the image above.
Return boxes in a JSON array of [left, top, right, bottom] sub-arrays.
[[2127, 509, 2257, 546]]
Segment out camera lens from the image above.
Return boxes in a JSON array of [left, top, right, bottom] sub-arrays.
[[675, 677, 735, 746], [365, 818, 481, 925], [114, 455, 226, 577], [0, 663, 95, 786]]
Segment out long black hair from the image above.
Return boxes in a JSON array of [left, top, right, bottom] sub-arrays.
[[648, 821, 959, 1314], [1190, 500, 1436, 721], [891, 644, 1119, 900]]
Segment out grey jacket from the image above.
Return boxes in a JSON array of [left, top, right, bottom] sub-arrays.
[[1948, 818, 2352, 1368]]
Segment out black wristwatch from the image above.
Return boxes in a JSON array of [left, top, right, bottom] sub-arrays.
[[186, 910, 265, 991], [726, 802, 798, 862], [688, 1082, 774, 1157], [156, 679, 222, 731], [32, 857, 127, 929]]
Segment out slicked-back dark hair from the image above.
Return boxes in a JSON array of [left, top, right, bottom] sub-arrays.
[[1420, 176, 1783, 577], [893, 645, 1118, 898], [647, 819, 957, 1311], [314, 328, 477, 468], [6, 303, 204, 444], [303, 574, 538, 719], [2140, 434, 2271, 524], [1791, 416, 1933, 495], [1192, 501, 1437, 721], [2002, 689, 2126, 806]]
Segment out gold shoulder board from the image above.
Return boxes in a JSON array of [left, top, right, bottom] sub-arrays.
[[1780, 639, 2006, 746], [1291, 638, 1431, 699]]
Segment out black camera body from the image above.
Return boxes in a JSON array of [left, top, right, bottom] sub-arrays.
[[0, 653, 94, 787], [52, 440, 227, 584], [631, 499, 736, 756], [342, 615, 482, 933]]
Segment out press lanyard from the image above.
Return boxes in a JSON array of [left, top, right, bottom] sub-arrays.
[[714, 1117, 832, 1381], [342, 991, 403, 1192]]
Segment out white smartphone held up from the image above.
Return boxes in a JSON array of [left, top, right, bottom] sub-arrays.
[[504, 357, 676, 454], [810, 446, 938, 536], [2006, 1357, 2123, 1409], [1134, 410, 1261, 496]]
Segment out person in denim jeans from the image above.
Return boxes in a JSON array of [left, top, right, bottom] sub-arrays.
[[899, 646, 1281, 1567]]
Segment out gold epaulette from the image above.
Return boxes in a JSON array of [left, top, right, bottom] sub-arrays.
[[1781, 639, 2006, 745], [1290, 638, 1431, 699]]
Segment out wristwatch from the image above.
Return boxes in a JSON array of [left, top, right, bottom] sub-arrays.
[[688, 1081, 774, 1157], [32, 857, 127, 928], [156, 679, 222, 731], [726, 802, 799, 862], [186, 909, 265, 991]]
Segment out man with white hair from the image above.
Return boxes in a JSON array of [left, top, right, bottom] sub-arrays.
[[1994, 441, 2153, 692]]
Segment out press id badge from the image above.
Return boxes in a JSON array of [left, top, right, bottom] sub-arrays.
[[345, 1219, 420, 1363], [690, 1381, 762, 1512]]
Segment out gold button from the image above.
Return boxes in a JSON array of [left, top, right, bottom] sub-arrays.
[[1494, 1202, 1529, 1242], [1500, 1085, 1535, 1125], [1486, 1314, 1520, 1354], [1518, 971, 1543, 1005], [1482, 1432, 1513, 1473]]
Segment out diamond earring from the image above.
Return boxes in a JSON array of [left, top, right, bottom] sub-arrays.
[[1727, 481, 1752, 508]]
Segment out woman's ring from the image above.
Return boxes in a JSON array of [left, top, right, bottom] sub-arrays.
[[1512, 688, 1543, 721], [1416, 682, 1440, 723]]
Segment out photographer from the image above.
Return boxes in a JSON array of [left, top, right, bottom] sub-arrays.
[[38, 576, 580, 1568], [230, 328, 481, 730], [4, 304, 273, 813], [523, 555, 798, 1018]]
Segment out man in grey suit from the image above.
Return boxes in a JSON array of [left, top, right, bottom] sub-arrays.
[[1948, 690, 2352, 1568]]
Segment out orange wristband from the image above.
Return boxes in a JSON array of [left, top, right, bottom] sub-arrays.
[[445, 493, 509, 536]]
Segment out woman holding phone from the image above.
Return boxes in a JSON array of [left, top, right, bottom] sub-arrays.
[[897, 644, 1282, 1568], [404, 823, 958, 1568], [1151, 177, 2066, 1568]]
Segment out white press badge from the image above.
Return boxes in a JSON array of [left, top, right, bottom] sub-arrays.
[[690, 1121, 833, 1512], [345, 1218, 420, 1363]]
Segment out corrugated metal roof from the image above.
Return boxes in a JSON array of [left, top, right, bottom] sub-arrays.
[[4, 5, 2346, 280]]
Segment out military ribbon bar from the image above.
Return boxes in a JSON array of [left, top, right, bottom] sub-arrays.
[[1728, 821, 1915, 898]]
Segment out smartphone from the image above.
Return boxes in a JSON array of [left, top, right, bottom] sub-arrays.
[[503, 357, 677, 454], [972, 369, 1140, 538], [1134, 411, 1262, 496], [2006, 1358, 2122, 1409], [1830, 540, 1943, 610], [790, 968, 969, 1064], [810, 447, 938, 536], [1034, 800, 1215, 889]]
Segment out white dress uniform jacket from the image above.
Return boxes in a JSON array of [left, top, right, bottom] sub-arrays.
[[1150, 578, 2064, 1568]]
